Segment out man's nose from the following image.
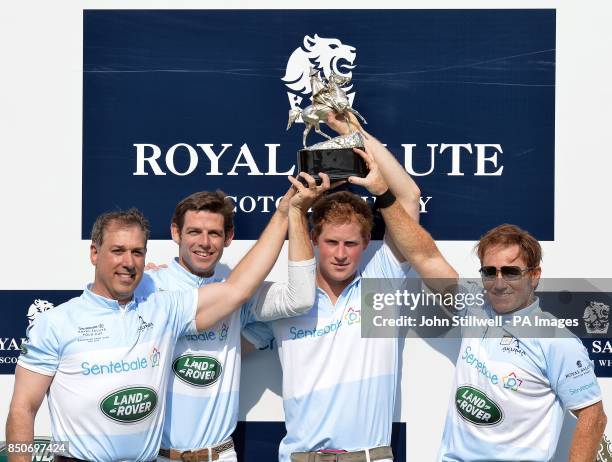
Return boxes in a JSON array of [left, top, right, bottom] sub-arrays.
[[334, 244, 348, 260], [198, 233, 211, 248], [122, 252, 135, 268], [493, 272, 508, 290]]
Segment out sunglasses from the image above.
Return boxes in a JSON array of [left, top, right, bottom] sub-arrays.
[[479, 266, 533, 281]]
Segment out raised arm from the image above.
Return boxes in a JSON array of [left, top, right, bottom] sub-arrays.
[[6, 366, 53, 462], [286, 172, 323, 262], [327, 112, 420, 221], [346, 147, 457, 293], [193, 176, 333, 330], [250, 172, 335, 321], [326, 113, 420, 263], [192, 187, 294, 331], [379, 197, 458, 293]]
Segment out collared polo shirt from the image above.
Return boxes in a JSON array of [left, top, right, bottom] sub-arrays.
[[267, 241, 414, 462], [18, 286, 197, 462], [439, 292, 602, 462], [135, 258, 272, 450]]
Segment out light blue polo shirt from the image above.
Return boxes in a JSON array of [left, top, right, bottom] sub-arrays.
[[135, 258, 273, 450], [267, 241, 413, 462], [18, 286, 197, 462], [439, 292, 602, 461]]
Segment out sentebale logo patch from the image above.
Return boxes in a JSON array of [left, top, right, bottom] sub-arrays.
[[100, 386, 157, 423], [455, 385, 503, 426], [172, 354, 222, 387]]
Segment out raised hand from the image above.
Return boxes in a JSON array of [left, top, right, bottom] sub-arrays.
[[347, 148, 388, 195], [276, 184, 298, 217], [326, 111, 367, 137], [287, 172, 333, 212]]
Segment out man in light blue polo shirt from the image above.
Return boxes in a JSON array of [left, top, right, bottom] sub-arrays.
[[266, 115, 423, 462], [138, 173, 330, 462], [5, 180, 319, 462], [380, 214, 607, 460], [438, 225, 605, 461]]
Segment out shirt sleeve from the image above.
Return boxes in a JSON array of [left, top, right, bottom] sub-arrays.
[[544, 337, 602, 411], [246, 258, 317, 322], [17, 311, 59, 377], [154, 289, 198, 338], [241, 320, 275, 350]]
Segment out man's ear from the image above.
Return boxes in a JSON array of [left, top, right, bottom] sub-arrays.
[[224, 227, 235, 247], [90, 243, 98, 266], [363, 232, 371, 249], [171, 223, 181, 245], [531, 266, 542, 289]]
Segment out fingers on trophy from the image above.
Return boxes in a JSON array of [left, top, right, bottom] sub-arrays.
[[287, 172, 334, 209]]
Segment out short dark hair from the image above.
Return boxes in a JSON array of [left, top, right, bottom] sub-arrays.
[[91, 208, 150, 247], [476, 224, 542, 268], [172, 191, 235, 234], [310, 191, 373, 238]]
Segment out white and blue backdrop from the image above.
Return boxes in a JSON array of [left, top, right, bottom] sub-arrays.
[[1, 2, 611, 461]]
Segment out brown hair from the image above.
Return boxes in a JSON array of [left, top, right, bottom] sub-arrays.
[[91, 208, 150, 247], [172, 191, 235, 234], [476, 224, 542, 268], [311, 191, 373, 238]]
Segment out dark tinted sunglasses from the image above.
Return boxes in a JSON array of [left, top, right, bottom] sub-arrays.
[[479, 266, 533, 281]]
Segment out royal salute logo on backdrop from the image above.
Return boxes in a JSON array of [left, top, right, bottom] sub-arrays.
[[0, 291, 79, 373], [583, 301, 610, 334], [82, 10, 555, 240], [26, 299, 54, 326], [3, 299, 54, 362], [582, 300, 612, 377], [282, 34, 357, 115], [537, 290, 612, 378]]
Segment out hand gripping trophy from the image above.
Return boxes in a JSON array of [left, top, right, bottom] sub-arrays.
[[287, 67, 369, 182]]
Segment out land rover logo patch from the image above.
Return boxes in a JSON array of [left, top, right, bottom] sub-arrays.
[[100, 386, 157, 423], [455, 385, 503, 426], [172, 354, 222, 387]]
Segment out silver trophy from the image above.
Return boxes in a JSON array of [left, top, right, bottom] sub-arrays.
[[287, 68, 368, 182]]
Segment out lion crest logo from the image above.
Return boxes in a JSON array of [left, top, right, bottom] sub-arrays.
[[583, 301, 610, 334], [282, 34, 357, 117], [27, 299, 54, 325]]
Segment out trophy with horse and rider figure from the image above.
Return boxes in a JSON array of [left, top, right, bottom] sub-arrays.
[[287, 67, 369, 182]]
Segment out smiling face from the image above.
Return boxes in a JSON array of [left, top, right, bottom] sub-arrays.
[[90, 222, 147, 304], [171, 210, 233, 278], [481, 244, 541, 314], [313, 218, 369, 290]]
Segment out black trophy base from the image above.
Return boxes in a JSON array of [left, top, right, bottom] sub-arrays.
[[297, 147, 368, 183]]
